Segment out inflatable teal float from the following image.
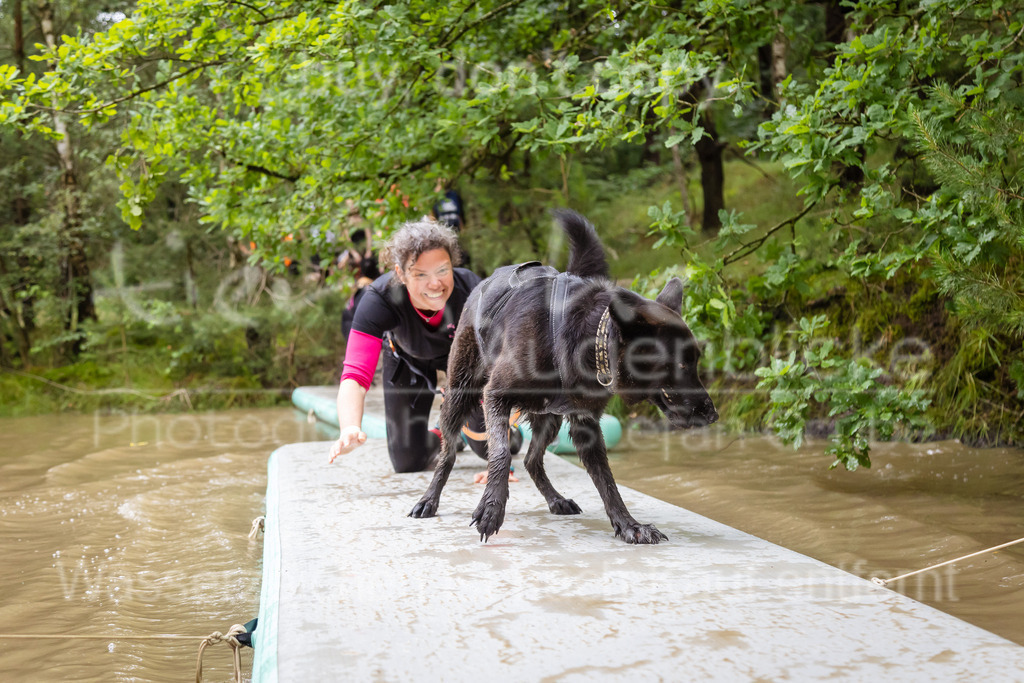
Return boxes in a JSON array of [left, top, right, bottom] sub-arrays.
[[292, 386, 622, 454]]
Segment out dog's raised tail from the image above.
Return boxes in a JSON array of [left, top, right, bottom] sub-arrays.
[[554, 209, 609, 279]]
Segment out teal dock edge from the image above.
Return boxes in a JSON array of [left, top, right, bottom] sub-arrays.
[[290, 385, 622, 454], [252, 450, 282, 683], [290, 385, 387, 439]]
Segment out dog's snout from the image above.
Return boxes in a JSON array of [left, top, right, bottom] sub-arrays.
[[700, 398, 719, 426], [667, 400, 718, 429], [687, 411, 717, 429]]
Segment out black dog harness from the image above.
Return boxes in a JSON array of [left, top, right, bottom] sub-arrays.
[[473, 261, 548, 352], [475, 261, 618, 398], [479, 261, 546, 318]]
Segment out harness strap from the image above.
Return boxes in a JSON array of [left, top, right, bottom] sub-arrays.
[[472, 264, 617, 397], [551, 278, 618, 392], [385, 333, 440, 394], [479, 262, 545, 321], [461, 409, 522, 441], [474, 262, 547, 353], [461, 425, 488, 441], [550, 274, 570, 388]]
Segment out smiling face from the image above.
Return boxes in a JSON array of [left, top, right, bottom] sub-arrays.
[[398, 248, 455, 313]]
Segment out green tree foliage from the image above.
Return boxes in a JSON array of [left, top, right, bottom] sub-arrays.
[[751, 0, 1024, 453], [0, 0, 135, 363], [2, 0, 778, 250], [2, 0, 1022, 464]]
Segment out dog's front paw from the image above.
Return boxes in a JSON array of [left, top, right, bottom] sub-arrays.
[[549, 498, 582, 515], [617, 522, 668, 544], [409, 498, 439, 518], [471, 500, 506, 542]]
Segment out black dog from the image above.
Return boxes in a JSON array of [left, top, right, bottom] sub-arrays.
[[409, 210, 718, 544]]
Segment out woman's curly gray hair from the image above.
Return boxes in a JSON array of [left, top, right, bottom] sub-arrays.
[[381, 217, 463, 273]]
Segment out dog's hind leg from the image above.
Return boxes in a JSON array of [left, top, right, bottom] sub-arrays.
[[471, 385, 516, 541], [568, 415, 668, 544], [409, 327, 483, 519], [523, 413, 581, 515]]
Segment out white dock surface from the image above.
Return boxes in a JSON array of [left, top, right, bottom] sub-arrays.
[[254, 440, 1024, 682]]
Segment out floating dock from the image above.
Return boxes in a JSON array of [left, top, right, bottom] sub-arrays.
[[253, 439, 1024, 681]]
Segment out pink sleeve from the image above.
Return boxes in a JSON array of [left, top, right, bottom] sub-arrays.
[[341, 330, 383, 390]]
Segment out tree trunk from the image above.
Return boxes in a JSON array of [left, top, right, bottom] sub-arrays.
[[823, 0, 853, 46], [38, 0, 95, 358], [0, 257, 32, 367], [184, 239, 199, 309], [670, 144, 697, 230], [2, 0, 35, 366], [694, 113, 725, 233], [757, 13, 787, 115], [14, 0, 25, 68], [771, 30, 787, 102], [757, 44, 775, 115]]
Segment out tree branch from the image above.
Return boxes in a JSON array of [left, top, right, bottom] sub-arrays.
[[437, 1, 480, 48], [723, 202, 817, 266], [31, 61, 224, 116], [440, 0, 530, 50], [226, 0, 268, 20], [341, 158, 436, 184], [244, 163, 301, 182]]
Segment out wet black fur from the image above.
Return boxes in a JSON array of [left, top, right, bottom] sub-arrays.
[[409, 210, 718, 544]]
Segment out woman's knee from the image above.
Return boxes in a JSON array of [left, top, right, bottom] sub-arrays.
[[388, 424, 440, 472]]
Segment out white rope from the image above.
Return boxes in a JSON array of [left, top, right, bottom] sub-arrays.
[[248, 516, 265, 539], [0, 625, 248, 683], [0, 634, 199, 640], [872, 535, 1024, 587], [195, 624, 247, 683]]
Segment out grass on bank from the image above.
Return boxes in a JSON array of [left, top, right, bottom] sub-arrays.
[[1, 280, 349, 418]]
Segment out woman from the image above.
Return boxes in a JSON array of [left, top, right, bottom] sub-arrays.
[[328, 218, 492, 473]]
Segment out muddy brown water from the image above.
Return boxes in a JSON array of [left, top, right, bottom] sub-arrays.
[[0, 410, 324, 682], [2, 409, 1023, 681]]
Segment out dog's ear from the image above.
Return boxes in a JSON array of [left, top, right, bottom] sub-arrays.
[[610, 289, 686, 338], [611, 292, 675, 337], [655, 277, 684, 313], [609, 292, 639, 326]]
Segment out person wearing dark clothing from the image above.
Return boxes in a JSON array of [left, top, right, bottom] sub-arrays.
[[329, 218, 493, 473], [432, 190, 465, 231], [432, 189, 473, 271], [339, 238, 382, 340]]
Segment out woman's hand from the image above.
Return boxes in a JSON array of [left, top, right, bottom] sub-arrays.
[[329, 425, 367, 463]]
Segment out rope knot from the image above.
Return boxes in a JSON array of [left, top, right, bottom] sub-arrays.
[[203, 630, 240, 647], [196, 623, 247, 683]]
